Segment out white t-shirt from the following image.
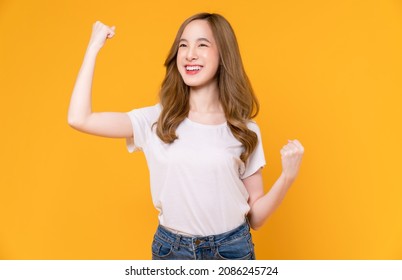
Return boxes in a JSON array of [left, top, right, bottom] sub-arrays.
[[126, 104, 266, 236]]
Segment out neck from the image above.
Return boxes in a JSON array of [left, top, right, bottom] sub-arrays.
[[189, 82, 222, 113]]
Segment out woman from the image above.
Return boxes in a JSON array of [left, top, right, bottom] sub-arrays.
[[68, 13, 304, 260]]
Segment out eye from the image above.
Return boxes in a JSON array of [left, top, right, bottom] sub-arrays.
[[199, 43, 208, 47], [179, 43, 187, 48]]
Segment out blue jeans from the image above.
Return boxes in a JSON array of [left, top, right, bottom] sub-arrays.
[[151, 221, 255, 260]]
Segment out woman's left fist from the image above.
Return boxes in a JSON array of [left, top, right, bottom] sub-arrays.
[[280, 139, 304, 183]]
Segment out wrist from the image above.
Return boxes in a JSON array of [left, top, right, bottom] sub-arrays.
[[86, 44, 101, 55], [279, 172, 294, 189]]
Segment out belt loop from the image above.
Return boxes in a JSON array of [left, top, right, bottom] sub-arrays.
[[173, 235, 181, 250], [208, 235, 215, 252]]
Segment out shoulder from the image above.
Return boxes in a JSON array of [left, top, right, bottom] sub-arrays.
[[127, 103, 161, 120], [129, 103, 161, 114], [245, 119, 262, 134]]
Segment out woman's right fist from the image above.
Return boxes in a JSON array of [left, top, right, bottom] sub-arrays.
[[88, 21, 116, 51]]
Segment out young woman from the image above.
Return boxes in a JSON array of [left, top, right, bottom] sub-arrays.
[[68, 13, 304, 260]]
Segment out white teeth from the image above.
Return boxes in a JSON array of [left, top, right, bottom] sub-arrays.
[[186, 66, 202, 71]]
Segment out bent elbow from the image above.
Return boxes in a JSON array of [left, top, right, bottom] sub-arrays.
[[248, 219, 265, 231], [250, 224, 262, 231], [67, 116, 84, 130], [67, 117, 78, 129]]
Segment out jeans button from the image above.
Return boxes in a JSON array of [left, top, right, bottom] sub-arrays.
[[194, 239, 201, 245]]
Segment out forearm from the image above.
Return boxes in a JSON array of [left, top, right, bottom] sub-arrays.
[[67, 46, 99, 127], [248, 173, 294, 230]]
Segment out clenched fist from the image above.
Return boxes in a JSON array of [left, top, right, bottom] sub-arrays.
[[88, 21, 116, 51], [280, 139, 304, 183]]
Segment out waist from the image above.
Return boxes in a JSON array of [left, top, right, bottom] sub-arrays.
[[155, 221, 251, 248]]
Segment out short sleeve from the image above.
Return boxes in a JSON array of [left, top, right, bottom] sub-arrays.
[[125, 104, 161, 153], [240, 121, 266, 179]]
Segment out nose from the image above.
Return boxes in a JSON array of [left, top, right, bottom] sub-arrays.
[[186, 45, 198, 61]]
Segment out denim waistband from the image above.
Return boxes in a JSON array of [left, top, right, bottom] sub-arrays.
[[155, 221, 251, 250]]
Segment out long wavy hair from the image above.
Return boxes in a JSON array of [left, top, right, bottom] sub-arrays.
[[156, 13, 260, 163]]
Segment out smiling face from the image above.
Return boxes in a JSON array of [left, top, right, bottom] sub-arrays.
[[176, 19, 220, 89]]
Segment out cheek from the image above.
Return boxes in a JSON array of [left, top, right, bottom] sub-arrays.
[[176, 53, 184, 73], [214, 55, 220, 68], [208, 50, 220, 68], [203, 51, 219, 66], [176, 49, 184, 62], [209, 54, 220, 72]]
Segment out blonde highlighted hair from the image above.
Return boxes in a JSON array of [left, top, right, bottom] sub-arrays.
[[156, 13, 260, 163]]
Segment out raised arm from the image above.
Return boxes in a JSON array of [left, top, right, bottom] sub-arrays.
[[68, 21, 132, 138], [244, 139, 304, 230]]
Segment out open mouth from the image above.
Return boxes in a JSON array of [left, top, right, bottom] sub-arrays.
[[185, 65, 203, 75]]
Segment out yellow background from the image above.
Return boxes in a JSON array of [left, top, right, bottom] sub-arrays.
[[1, 0, 401, 259]]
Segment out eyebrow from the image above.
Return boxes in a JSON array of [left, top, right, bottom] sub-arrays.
[[179, 38, 211, 43]]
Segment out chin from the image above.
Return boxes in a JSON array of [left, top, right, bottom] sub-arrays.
[[179, 76, 200, 87], [183, 80, 202, 87], [180, 76, 217, 89]]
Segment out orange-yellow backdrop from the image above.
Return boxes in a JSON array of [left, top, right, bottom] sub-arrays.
[[1, 0, 401, 259]]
